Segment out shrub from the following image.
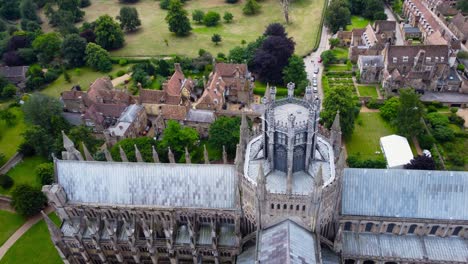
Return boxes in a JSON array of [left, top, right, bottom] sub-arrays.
[[192, 9, 204, 24], [223, 12, 233, 23], [18, 141, 35, 156], [457, 63, 465, 71], [366, 98, 383, 109], [418, 134, 435, 150], [203, 11, 221, 27], [450, 107, 458, 114], [226, 0, 238, 3], [80, 0, 91, 7], [211, 34, 222, 45], [119, 58, 128, 66], [11, 184, 47, 217], [432, 125, 454, 142], [36, 163, 54, 185], [0, 174, 14, 189], [426, 105, 437, 113], [160, 0, 170, 10], [116, 70, 126, 77], [426, 112, 449, 127], [243, 0, 260, 15], [346, 155, 386, 168], [449, 114, 465, 127]]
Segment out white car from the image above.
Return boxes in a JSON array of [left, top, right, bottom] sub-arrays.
[[312, 82, 318, 87], [312, 73, 317, 78], [314, 68, 319, 74], [313, 86, 318, 93]]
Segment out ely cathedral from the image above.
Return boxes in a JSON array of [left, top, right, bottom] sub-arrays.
[[43, 84, 468, 264]]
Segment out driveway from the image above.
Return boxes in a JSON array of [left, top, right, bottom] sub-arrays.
[[384, 5, 405, 45], [303, 24, 331, 109]]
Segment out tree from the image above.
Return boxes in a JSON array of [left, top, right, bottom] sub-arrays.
[[404, 155, 436, 170], [111, 137, 158, 162], [203, 11, 220, 27], [325, 0, 351, 33], [283, 55, 307, 89], [1, 84, 16, 99], [211, 33, 222, 45], [432, 125, 454, 142], [165, 0, 192, 36], [79, 0, 91, 7], [69, 125, 104, 154], [321, 86, 359, 137], [159, 0, 170, 9], [20, 0, 39, 22], [253, 24, 294, 84], [457, 0, 468, 13], [22, 93, 65, 134], [0, 0, 20, 20], [208, 116, 240, 158], [223, 12, 233, 23], [225, 0, 238, 3], [94, 15, 125, 50], [396, 89, 424, 137], [379, 96, 400, 122], [36, 163, 54, 185], [362, 0, 384, 19], [192, 9, 204, 24], [320, 50, 337, 66], [159, 120, 199, 161], [0, 108, 17, 126], [85, 43, 113, 72], [11, 184, 47, 217], [0, 174, 13, 189], [61, 34, 87, 67], [32, 33, 62, 65], [329, 38, 340, 48], [374, 11, 387, 20], [117, 7, 141, 32], [243, 0, 260, 15]]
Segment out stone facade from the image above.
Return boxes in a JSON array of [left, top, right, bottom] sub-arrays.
[[105, 104, 149, 145]]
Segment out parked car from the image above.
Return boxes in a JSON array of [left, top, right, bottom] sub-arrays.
[[312, 74, 317, 78], [314, 67, 319, 74], [313, 82, 317, 87], [313, 86, 318, 93]]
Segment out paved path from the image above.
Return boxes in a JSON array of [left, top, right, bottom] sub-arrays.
[[111, 73, 131, 87], [360, 106, 380, 113], [0, 206, 54, 260], [0, 153, 23, 175]]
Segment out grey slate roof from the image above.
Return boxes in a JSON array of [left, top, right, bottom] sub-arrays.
[[57, 160, 237, 209], [258, 220, 319, 264], [185, 109, 215, 123], [119, 104, 143, 123], [342, 231, 468, 263], [342, 169, 468, 220]]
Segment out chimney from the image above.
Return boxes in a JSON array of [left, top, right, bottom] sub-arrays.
[[174, 63, 182, 73]]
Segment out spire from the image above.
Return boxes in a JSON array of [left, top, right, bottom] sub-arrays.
[[256, 162, 265, 184], [82, 142, 94, 161], [287, 82, 295, 98], [331, 110, 341, 132], [119, 145, 128, 162], [103, 144, 113, 162], [61, 130, 74, 150], [152, 145, 160, 163], [168, 147, 175, 163], [41, 211, 62, 243], [240, 111, 249, 148], [222, 145, 228, 164], [185, 147, 191, 164], [264, 83, 271, 104], [134, 144, 144, 162], [203, 145, 210, 164]]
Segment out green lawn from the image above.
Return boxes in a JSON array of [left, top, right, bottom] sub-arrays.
[[346, 112, 396, 159], [0, 107, 26, 162], [330, 47, 348, 60], [357, 85, 378, 98], [346, 15, 371, 30], [253, 81, 287, 97], [0, 156, 47, 196], [0, 213, 62, 264], [0, 210, 26, 247], [41, 65, 131, 98], [40, 0, 325, 57], [326, 64, 350, 71]]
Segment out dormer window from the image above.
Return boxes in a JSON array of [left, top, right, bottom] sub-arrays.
[[426, 57, 431, 63], [402, 56, 409, 62], [393, 57, 397, 63], [440, 57, 444, 62], [435, 57, 439, 62]]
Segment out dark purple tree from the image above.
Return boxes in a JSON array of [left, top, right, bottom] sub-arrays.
[[404, 155, 436, 170], [7, 35, 30, 51], [264, 23, 286, 37], [3, 51, 25, 66], [80, 29, 96, 43]]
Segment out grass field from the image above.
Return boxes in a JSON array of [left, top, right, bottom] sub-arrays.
[[0, 211, 26, 247], [0, 156, 47, 196], [357, 85, 378, 98], [330, 47, 348, 61], [41, 65, 131, 98], [0, 213, 62, 264], [40, 0, 325, 57], [346, 15, 371, 30], [346, 112, 395, 159], [253, 81, 287, 97], [0, 107, 26, 162]]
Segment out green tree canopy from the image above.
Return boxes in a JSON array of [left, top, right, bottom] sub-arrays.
[[208, 116, 240, 158], [68, 125, 104, 154], [165, 0, 192, 36], [243, 0, 261, 15], [85, 42, 113, 72], [320, 50, 337, 66], [36, 163, 54, 185], [379, 96, 400, 122], [203, 11, 220, 27], [396, 89, 424, 137], [11, 184, 47, 217], [159, 120, 199, 161], [325, 0, 351, 33], [0, 0, 20, 20], [283, 55, 307, 89], [61, 33, 87, 67], [32, 32, 62, 65], [457, 0, 468, 13], [22, 93, 66, 134], [20, 0, 39, 22], [192, 9, 204, 23], [211, 33, 222, 45], [223, 11, 233, 23], [117, 6, 141, 32], [94, 15, 125, 50], [111, 137, 158, 162], [321, 86, 359, 137]]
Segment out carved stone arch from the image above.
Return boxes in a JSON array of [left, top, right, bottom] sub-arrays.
[[274, 145, 287, 172], [293, 145, 305, 172]]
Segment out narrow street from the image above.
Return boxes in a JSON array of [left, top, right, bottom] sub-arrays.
[[384, 5, 405, 45]]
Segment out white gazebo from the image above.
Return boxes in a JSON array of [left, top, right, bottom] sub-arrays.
[[380, 134, 414, 169]]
